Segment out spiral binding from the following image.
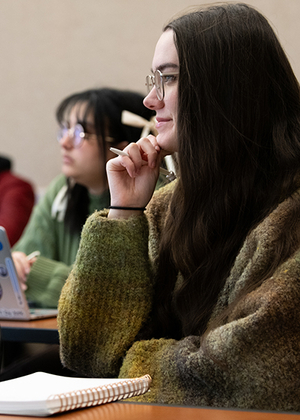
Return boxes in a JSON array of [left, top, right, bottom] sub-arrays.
[[47, 375, 151, 413]]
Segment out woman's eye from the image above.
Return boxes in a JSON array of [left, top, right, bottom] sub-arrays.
[[163, 74, 177, 83]]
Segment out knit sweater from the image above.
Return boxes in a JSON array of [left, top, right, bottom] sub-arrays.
[[58, 180, 300, 411], [14, 174, 110, 308]]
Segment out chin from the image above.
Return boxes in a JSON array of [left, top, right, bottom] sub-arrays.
[[62, 165, 69, 173], [157, 134, 177, 155], [62, 171, 71, 178]]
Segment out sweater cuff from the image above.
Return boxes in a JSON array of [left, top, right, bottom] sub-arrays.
[[26, 256, 71, 308]]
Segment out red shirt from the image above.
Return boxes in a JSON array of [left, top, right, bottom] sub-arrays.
[[0, 170, 35, 246]]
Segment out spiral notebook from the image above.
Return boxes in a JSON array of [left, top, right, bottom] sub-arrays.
[[0, 371, 151, 416], [0, 226, 58, 320]]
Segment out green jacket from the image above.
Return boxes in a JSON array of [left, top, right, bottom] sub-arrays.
[[58, 181, 300, 411], [13, 174, 110, 308]]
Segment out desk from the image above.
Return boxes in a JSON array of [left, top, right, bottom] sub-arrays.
[[0, 317, 58, 344], [0, 402, 299, 420]]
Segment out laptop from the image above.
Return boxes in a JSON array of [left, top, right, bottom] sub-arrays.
[[0, 226, 58, 320]]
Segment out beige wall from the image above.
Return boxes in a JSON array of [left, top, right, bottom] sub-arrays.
[[1, 0, 300, 191]]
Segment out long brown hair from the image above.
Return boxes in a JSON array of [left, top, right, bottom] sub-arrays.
[[150, 3, 300, 339]]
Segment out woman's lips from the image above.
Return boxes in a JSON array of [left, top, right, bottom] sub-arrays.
[[62, 155, 73, 164], [155, 117, 171, 129]]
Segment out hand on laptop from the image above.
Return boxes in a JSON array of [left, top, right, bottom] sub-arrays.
[[12, 251, 38, 291]]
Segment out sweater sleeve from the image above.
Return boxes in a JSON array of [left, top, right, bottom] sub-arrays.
[[118, 254, 300, 411], [58, 209, 154, 378], [13, 175, 65, 259], [25, 256, 72, 308], [13, 175, 73, 308]]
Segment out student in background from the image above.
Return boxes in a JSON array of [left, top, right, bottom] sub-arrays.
[[12, 87, 159, 309], [59, 3, 300, 411], [0, 156, 34, 246]]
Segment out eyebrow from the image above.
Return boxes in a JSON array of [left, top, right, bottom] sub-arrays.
[[76, 120, 96, 132], [151, 63, 179, 73]]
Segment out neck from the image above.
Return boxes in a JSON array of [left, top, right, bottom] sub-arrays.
[[88, 180, 108, 196]]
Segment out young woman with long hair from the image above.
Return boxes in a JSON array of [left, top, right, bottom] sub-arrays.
[[58, 4, 300, 411]]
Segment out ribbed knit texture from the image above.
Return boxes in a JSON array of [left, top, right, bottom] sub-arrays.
[[58, 182, 300, 411], [13, 174, 110, 308]]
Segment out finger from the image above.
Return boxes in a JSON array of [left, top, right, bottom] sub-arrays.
[[124, 143, 148, 173], [107, 155, 138, 178], [131, 138, 160, 170], [28, 257, 38, 266], [21, 281, 28, 291], [147, 134, 161, 152], [13, 253, 31, 280], [14, 260, 26, 283]]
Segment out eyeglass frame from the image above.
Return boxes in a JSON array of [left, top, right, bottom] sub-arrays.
[[57, 123, 98, 148], [145, 69, 179, 101]]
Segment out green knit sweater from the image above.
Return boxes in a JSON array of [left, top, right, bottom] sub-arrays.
[[58, 181, 300, 411], [13, 174, 110, 308]]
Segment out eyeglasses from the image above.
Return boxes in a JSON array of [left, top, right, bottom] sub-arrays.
[[57, 124, 97, 148], [145, 69, 179, 101]]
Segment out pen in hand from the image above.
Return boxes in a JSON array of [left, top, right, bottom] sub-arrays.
[[27, 251, 40, 262], [110, 147, 176, 181]]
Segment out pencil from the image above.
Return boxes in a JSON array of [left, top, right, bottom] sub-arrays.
[[109, 147, 175, 178], [27, 251, 40, 261]]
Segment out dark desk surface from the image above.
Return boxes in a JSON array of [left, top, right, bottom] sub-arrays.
[[0, 402, 299, 420], [0, 317, 58, 344]]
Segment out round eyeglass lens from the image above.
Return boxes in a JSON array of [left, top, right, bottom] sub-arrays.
[[57, 126, 68, 143], [146, 75, 154, 94], [72, 124, 84, 148], [154, 70, 163, 100]]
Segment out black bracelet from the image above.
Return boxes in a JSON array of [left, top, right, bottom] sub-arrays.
[[109, 206, 146, 211]]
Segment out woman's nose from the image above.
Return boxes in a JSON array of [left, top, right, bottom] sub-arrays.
[[59, 130, 74, 149], [143, 87, 164, 110], [59, 132, 74, 149]]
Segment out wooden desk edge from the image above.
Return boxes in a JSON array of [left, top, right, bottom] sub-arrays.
[[0, 401, 299, 420], [121, 400, 300, 415]]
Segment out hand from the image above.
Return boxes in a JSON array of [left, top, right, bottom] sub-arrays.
[[107, 135, 164, 219], [12, 251, 38, 291]]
